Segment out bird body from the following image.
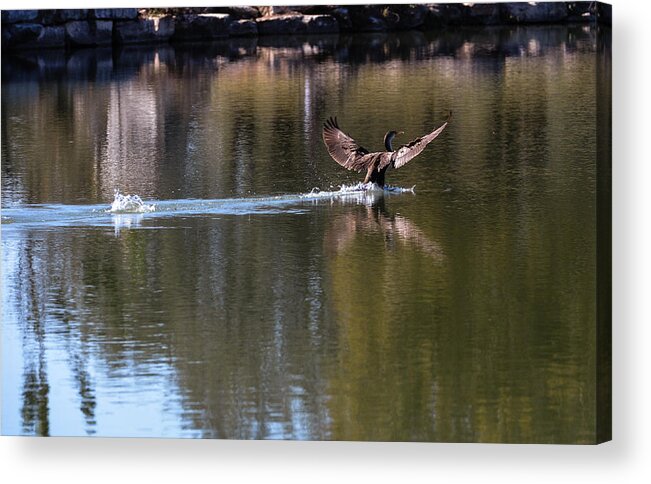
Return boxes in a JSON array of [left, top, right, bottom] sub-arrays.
[[322, 113, 451, 186]]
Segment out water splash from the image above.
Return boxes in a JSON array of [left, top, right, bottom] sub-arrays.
[[108, 190, 155, 214], [301, 182, 415, 198]]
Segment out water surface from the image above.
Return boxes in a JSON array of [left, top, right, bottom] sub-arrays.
[[1, 26, 605, 442]]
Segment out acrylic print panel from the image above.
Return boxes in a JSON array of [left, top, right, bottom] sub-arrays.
[[0, 2, 611, 443]]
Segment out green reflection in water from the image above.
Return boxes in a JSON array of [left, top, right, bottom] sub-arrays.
[[1, 25, 607, 442]]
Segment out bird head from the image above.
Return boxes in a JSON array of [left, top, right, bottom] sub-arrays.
[[384, 130, 404, 151]]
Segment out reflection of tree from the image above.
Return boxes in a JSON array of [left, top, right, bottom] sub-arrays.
[[70, 352, 97, 433], [17, 242, 50, 436], [10, 234, 101, 436], [50, 288, 98, 433]]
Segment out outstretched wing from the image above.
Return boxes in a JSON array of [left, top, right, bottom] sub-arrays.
[[323, 117, 375, 172], [391, 112, 452, 170]]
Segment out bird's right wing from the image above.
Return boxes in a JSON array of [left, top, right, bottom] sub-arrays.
[[391, 112, 452, 170], [322, 117, 374, 172]]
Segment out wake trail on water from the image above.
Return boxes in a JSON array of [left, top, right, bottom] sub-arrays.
[[106, 183, 413, 215], [2, 183, 415, 229]]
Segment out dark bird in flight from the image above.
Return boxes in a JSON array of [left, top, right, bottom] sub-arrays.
[[322, 112, 451, 187]]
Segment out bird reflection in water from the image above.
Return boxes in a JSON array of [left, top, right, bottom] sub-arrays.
[[324, 191, 443, 260]]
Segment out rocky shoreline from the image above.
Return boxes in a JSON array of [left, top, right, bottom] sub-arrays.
[[2, 3, 612, 51]]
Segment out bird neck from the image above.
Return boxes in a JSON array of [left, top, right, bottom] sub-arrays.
[[384, 132, 395, 152]]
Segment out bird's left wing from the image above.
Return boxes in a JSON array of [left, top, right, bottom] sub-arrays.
[[391, 112, 452, 170], [322, 117, 372, 172]]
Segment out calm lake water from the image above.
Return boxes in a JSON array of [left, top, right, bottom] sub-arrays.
[[2, 25, 607, 442]]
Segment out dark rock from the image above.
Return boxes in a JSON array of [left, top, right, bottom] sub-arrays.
[[385, 5, 429, 30], [33, 25, 65, 47], [258, 7, 297, 17], [37, 9, 92, 25], [228, 19, 258, 37], [255, 15, 296, 35], [288, 6, 322, 15], [502, 2, 568, 24], [58, 10, 89, 22], [2, 23, 65, 49], [304, 14, 339, 34], [1, 10, 39, 24], [205, 6, 260, 19], [566, 1, 610, 24], [566, 3, 590, 15], [440, 4, 466, 25], [330, 7, 353, 31], [114, 17, 175, 44], [464, 3, 502, 25], [38, 10, 62, 26], [596, 3, 612, 25], [566, 2, 592, 22], [297, 6, 353, 30], [1, 26, 10, 46], [353, 17, 387, 32], [349, 6, 388, 31], [2, 23, 41, 47], [256, 14, 339, 35], [423, 5, 446, 28], [65, 20, 112, 47], [93, 9, 139, 20], [173, 13, 233, 41]]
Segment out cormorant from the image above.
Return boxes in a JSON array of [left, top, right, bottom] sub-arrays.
[[322, 112, 451, 186]]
